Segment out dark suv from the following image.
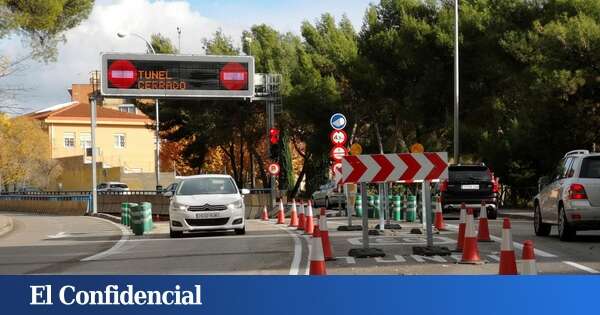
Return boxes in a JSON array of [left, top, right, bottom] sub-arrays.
[[440, 164, 499, 219]]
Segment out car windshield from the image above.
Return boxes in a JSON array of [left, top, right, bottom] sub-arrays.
[[109, 184, 128, 189], [449, 167, 492, 181], [580, 157, 600, 178], [177, 178, 237, 195]]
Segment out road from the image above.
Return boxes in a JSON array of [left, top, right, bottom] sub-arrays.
[[0, 211, 599, 275]]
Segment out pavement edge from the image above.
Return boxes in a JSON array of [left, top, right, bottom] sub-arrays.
[[0, 215, 14, 237]]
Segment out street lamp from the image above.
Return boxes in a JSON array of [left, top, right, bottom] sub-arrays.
[[117, 32, 161, 190]]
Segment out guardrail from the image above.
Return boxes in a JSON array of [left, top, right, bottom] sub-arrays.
[[0, 194, 91, 215]]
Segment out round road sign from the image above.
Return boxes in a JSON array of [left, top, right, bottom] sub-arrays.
[[267, 162, 280, 176], [330, 129, 348, 146], [220, 62, 248, 90], [108, 60, 138, 89], [410, 143, 424, 153], [330, 145, 348, 162], [350, 143, 362, 156], [330, 113, 347, 130]]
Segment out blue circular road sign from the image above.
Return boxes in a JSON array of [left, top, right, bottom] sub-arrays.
[[330, 113, 347, 130]]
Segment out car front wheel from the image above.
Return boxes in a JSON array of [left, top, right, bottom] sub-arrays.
[[170, 229, 183, 238], [558, 205, 575, 241], [534, 203, 551, 236], [235, 226, 246, 235]]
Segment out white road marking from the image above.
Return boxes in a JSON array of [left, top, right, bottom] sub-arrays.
[[411, 255, 447, 263], [375, 255, 406, 263], [46, 232, 70, 239], [563, 261, 600, 274], [81, 218, 129, 262], [262, 222, 305, 276], [487, 255, 500, 262], [337, 256, 356, 264]]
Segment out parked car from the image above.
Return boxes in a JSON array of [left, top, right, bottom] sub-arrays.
[[97, 182, 129, 193], [167, 174, 249, 238], [440, 164, 499, 219], [312, 181, 345, 209], [162, 182, 179, 196], [533, 150, 600, 241]]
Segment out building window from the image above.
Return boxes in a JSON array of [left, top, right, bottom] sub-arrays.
[[118, 104, 136, 114], [114, 134, 126, 149], [64, 132, 75, 148], [80, 133, 91, 148]]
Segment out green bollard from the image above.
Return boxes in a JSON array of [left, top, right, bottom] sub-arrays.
[[406, 195, 417, 222], [140, 202, 153, 232], [373, 195, 380, 219], [131, 205, 145, 236], [355, 195, 363, 217], [127, 203, 138, 228], [368, 195, 375, 218], [120, 202, 130, 226], [393, 195, 402, 221]]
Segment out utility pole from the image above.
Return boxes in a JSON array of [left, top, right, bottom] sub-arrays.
[[453, 0, 460, 164], [177, 27, 181, 53]]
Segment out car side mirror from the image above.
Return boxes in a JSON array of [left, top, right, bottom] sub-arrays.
[[164, 191, 173, 197], [241, 189, 250, 195]]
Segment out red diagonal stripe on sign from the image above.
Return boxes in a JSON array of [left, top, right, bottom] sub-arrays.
[[399, 154, 421, 181], [424, 152, 447, 180], [344, 155, 367, 183], [372, 154, 393, 182]]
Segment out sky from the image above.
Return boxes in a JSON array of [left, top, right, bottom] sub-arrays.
[[0, 0, 373, 113]]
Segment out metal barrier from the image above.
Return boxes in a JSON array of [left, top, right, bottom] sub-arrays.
[[0, 194, 92, 215]]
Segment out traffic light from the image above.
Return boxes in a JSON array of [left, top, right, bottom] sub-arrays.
[[269, 128, 280, 160]]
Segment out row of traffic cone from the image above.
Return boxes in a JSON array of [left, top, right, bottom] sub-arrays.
[[452, 202, 538, 274], [263, 199, 332, 275]]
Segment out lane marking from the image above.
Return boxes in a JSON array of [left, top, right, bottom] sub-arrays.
[[375, 255, 406, 263], [445, 224, 557, 257], [563, 261, 600, 274], [411, 255, 447, 263], [261, 221, 304, 275], [81, 218, 130, 262], [46, 232, 70, 239]]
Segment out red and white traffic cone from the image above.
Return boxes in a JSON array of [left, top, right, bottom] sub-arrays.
[[319, 208, 334, 261], [261, 205, 269, 221], [453, 203, 467, 252], [276, 199, 286, 225], [297, 200, 305, 230], [499, 218, 518, 275], [433, 196, 446, 231], [304, 200, 315, 235], [460, 208, 483, 264], [309, 226, 327, 275], [477, 201, 492, 242], [520, 240, 538, 275], [288, 199, 299, 227]]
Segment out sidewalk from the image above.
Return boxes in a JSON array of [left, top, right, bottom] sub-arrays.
[[0, 215, 14, 237]]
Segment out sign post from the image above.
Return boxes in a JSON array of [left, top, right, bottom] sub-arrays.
[[342, 152, 450, 257]]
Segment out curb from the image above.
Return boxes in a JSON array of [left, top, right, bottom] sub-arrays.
[[0, 215, 14, 237], [499, 212, 534, 221], [93, 212, 121, 224]]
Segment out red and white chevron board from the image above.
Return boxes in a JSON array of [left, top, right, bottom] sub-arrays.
[[341, 152, 449, 183]]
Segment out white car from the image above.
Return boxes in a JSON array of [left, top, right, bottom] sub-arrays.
[[534, 150, 600, 241], [168, 175, 249, 238]]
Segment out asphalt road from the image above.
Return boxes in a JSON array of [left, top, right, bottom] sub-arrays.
[[1, 211, 599, 275]]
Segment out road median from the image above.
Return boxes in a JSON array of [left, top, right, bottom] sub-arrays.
[[0, 215, 14, 237]]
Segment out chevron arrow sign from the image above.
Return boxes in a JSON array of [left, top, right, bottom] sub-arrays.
[[341, 152, 449, 183]]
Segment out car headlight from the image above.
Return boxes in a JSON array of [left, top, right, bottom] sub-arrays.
[[227, 199, 243, 209], [170, 202, 188, 211]]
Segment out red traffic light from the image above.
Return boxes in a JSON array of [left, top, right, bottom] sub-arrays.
[[269, 128, 280, 144]]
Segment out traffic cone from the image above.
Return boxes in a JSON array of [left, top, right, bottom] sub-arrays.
[[297, 200, 305, 230], [304, 200, 315, 235], [288, 199, 299, 227], [309, 226, 327, 275], [433, 196, 446, 231], [477, 201, 492, 242], [453, 203, 467, 252], [261, 205, 269, 221], [319, 208, 334, 261], [460, 208, 483, 264], [520, 240, 538, 275], [499, 218, 518, 275], [276, 199, 286, 224]]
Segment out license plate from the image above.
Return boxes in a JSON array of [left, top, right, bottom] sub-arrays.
[[461, 184, 480, 190], [196, 212, 221, 219]]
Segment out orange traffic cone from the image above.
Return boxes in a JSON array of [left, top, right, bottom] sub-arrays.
[[304, 200, 315, 235], [288, 199, 299, 227], [297, 200, 305, 230], [460, 208, 483, 264], [319, 208, 334, 261], [261, 205, 269, 221], [453, 203, 467, 252], [499, 218, 518, 275], [309, 226, 327, 275], [477, 201, 492, 242], [276, 199, 286, 224], [433, 196, 446, 230], [520, 240, 538, 275]]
